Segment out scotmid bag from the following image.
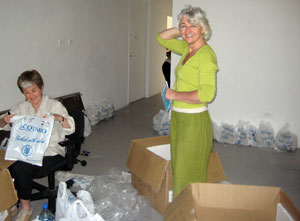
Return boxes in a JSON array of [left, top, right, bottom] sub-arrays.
[[5, 115, 54, 166]]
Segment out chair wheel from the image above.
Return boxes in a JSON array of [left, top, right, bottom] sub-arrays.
[[81, 160, 87, 166]]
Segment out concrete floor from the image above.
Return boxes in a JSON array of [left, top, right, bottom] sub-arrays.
[[27, 94, 300, 220]]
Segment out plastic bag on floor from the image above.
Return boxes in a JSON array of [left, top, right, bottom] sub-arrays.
[[84, 114, 92, 137], [212, 121, 220, 141], [257, 121, 275, 149], [153, 110, 170, 135], [56, 171, 95, 190], [245, 122, 258, 147], [275, 123, 298, 152], [218, 122, 236, 144], [85, 103, 101, 126], [98, 99, 114, 121], [56, 181, 104, 221], [87, 168, 151, 221], [56, 181, 77, 221], [62, 200, 105, 221], [85, 99, 114, 126], [235, 120, 249, 146]]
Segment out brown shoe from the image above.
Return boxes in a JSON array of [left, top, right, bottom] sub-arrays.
[[15, 208, 33, 221]]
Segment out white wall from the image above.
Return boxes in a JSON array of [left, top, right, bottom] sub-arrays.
[[172, 0, 300, 143], [0, 0, 129, 110]]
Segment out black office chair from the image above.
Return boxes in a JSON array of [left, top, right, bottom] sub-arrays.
[[30, 92, 87, 213]]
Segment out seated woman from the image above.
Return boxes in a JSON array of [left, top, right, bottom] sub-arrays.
[[0, 70, 75, 221]]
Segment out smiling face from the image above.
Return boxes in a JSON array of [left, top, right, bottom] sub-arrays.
[[22, 84, 43, 107], [180, 16, 205, 46]]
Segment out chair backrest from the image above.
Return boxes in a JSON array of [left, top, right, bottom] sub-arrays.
[[56, 92, 85, 160]]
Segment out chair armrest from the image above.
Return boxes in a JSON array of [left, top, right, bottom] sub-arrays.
[[58, 138, 84, 147]]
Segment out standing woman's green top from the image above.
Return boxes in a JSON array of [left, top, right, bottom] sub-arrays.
[[156, 34, 218, 108]]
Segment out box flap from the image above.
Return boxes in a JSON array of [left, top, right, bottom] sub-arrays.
[[207, 151, 226, 183], [127, 136, 170, 192], [165, 184, 198, 221], [0, 169, 18, 212], [192, 183, 279, 209], [166, 183, 298, 221], [278, 189, 300, 220], [0, 150, 15, 170]]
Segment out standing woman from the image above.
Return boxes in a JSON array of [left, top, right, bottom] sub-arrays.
[[156, 5, 218, 198]]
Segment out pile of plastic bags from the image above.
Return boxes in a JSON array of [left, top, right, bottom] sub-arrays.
[[213, 121, 298, 152], [85, 99, 114, 126], [55, 168, 151, 221]]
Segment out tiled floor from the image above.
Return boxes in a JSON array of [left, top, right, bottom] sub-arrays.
[[27, 94, 300, 220]]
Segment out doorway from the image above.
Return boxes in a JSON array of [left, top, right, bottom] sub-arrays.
[[129, 0, 147, 103]]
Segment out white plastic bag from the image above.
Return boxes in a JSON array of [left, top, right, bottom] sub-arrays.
[[99, 99, 114, 121], [56, 181, 104, 221], [245, 122, 258, 147], [212, 121, 220, 142], [5, 115, 54, 166], [85, 104, 101, 126], [55, 181, 77, 221], [62, 200, 105, 221], [77, 190, 96, 217], [84, 114, 92, 137], [235, 120, 249, 146], [153, 110, 170, 135], [85, 99, 114, 126], [257, 121, 275, 149], [275, 123, 298, 152], [218, 122, 236, 144]]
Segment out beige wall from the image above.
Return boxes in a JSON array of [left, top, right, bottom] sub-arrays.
[[0, 0, 130, 110], [173, 0, 300, 141]]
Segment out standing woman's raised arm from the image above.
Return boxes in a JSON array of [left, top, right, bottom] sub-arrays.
[[159, 28, 181, 40]]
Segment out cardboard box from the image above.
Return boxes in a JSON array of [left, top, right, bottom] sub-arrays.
[[126, 136, 226, 215], [165, 183, 300, 221], [0, 150, 18, 221]]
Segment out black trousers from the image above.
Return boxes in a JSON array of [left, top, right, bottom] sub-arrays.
[[9, 155, 64, 200], [162, 61, 170, 87]]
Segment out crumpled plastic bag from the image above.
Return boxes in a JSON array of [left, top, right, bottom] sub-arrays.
[[218, 122, 236, 144], [257, 121, 275, 149], [235, 120, 249, 146], [153, 110, 170, 135], [56, 181, 104, 221], [275, 123, 298, 152], [245, 122, 258, 147], [85, 99, 114, 126], [84, 114, 92, 137], [212, 121, 220, 142], [62, 200, 105, 221]]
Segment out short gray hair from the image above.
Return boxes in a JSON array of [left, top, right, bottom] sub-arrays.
[[17, 70, 44, 93], [177, 5, 212, 41]]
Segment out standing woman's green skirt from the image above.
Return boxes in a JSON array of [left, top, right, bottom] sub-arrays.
[[170, 110, 213, 198]]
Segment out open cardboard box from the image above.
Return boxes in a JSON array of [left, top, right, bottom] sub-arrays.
[[126, 136, 226, 215], [0, 150, 18, 221], [164, 183, 300, 221]]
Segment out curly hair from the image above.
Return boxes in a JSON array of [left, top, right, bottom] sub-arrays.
[[177, 5, 212, 41]]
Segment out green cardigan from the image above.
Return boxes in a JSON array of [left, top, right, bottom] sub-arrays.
[[157, 34, 218, 109]]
